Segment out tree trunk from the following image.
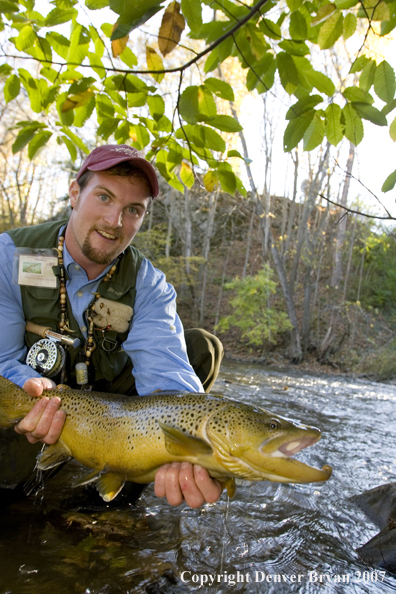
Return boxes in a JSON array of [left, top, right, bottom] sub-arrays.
[[199, 191, 218, 326], [331, 141, 355, 288]]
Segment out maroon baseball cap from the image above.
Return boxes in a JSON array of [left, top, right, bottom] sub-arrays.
[[76, 144, 159, 198]]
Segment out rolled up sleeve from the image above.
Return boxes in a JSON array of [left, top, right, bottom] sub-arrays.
[[0, 234, 42, 387]]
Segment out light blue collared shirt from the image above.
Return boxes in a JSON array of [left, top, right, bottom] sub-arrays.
[[0, 230, 204, 394]]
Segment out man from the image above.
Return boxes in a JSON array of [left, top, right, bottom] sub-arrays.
[[0, 144, 223, 508]]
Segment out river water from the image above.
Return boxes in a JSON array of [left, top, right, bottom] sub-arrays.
[[0, 359, 396, 594]]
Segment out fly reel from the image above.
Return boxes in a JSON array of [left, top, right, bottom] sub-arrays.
[[26, 339, 66, 378]]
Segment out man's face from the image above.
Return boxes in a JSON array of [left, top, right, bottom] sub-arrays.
[[67, 171, 152, 270]]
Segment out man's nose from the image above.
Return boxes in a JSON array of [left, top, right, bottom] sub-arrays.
[[103, 207, 123, 228]]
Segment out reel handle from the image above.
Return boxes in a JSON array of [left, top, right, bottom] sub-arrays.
[[26, 321, 80, 349]]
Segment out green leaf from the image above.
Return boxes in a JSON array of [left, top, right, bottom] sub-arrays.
[[278, 40, 310, 56], [88, 52, 106, 78], [357, 0, 390, 20], [60, 135, 77, 161], [283, 112, 314, 151], [382, 169, 396, 192], [246, 23, 269, 60], [343, 12, 356, 39], [202, 126, 226, 152], [111, 3, 164, 40], [334, 0, 358, 7], [350, 55, 370, 74], [18, 68, 41, 112], [311, 3, 337, 26], [97, 118, 120, 140], [204, 78, 234, 101], [130, 123, 151, 149], [246, 53, 276, 93], [0, 0, 19, 11], [60, 127, 89, 153], [205, 115, 242, 132], [147, 95, 165, 119], [290, 11, 308, 39], [45, 7, 78, 26], [74, 96, 96, 127], [127, 92, 148, 107], [343, 86, 374, 103], [96, 93, 114, 122], [119, 47, 138, 68], [12, 125, 40, 154], [66, 24, 89, 64], [203, 170, 219, 192], [352, 102, 387, 125], [374, 60, 396, 103], [325, 103, 343, 145], [181, 0, 202, 34], [382, 98, 396, 116], [85, 0, 108, 8], [168, 177, 185, 193], [179, 86, 199, 124], [0, 64, 12, 80], [287, 0, 303, 10], [390, 116, 396, 141], [180, 162, 195, 188], [276, 52, 299, 95], [204, 48, 220, 73], [4, 74, 20, 103], [339, 103, 364, 139], [317, 11, 344, 49], [14, 25, 36, 51], [304, 70, 336, 96], [197, 85, 217, 118], [258, 18, 281, 40], [46, 32, 70, 59], [28, 130, 52, 159], [227, 149, 252, 163], [286, 95, 323, 119], [218, 168, 236, 195], [303, 114, 325, 150], [359, 59, 376, 92]]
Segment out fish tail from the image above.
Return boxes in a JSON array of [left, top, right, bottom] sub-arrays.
[[0, 375, 32, 428]]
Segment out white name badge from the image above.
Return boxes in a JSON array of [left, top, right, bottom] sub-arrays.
[[17, 253, 58, 288]]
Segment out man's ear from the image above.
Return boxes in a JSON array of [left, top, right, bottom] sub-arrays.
[[69, 180, 80, 208]]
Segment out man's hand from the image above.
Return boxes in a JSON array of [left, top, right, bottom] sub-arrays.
[[154, 462, 223, 508], [14, 377, 66, 444]]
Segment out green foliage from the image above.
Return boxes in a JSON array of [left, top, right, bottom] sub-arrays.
[[352, 231, 396, 312], [216, 265, 293, 347], [2, 0, 396, 192]]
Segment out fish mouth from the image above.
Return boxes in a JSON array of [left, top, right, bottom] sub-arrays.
[[277, 435, 320, 456], [236, 445, 332, 483]]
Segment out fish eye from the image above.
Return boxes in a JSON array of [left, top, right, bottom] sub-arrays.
[[269, 419, 279, 430]]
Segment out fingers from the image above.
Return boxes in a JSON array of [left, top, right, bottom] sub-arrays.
[[23, 377, 56, 398], [14, 395, 66, 444], [154, 462, 222, 509]]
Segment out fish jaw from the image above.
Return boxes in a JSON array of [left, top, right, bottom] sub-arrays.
[[235, 448, 332, 483]]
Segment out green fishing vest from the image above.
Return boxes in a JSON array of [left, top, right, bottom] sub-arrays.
[[7, 220, 145, 387]]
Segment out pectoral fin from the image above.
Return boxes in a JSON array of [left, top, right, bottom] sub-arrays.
[[36, 441, 72, 470], [158, 421, 213, 457], [96, 473, 125, 502]]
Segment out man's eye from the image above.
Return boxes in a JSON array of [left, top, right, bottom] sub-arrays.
[[99, 194, 110, 202]]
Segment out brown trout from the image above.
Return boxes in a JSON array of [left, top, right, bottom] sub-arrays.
[[0, 375, 332, 501]]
